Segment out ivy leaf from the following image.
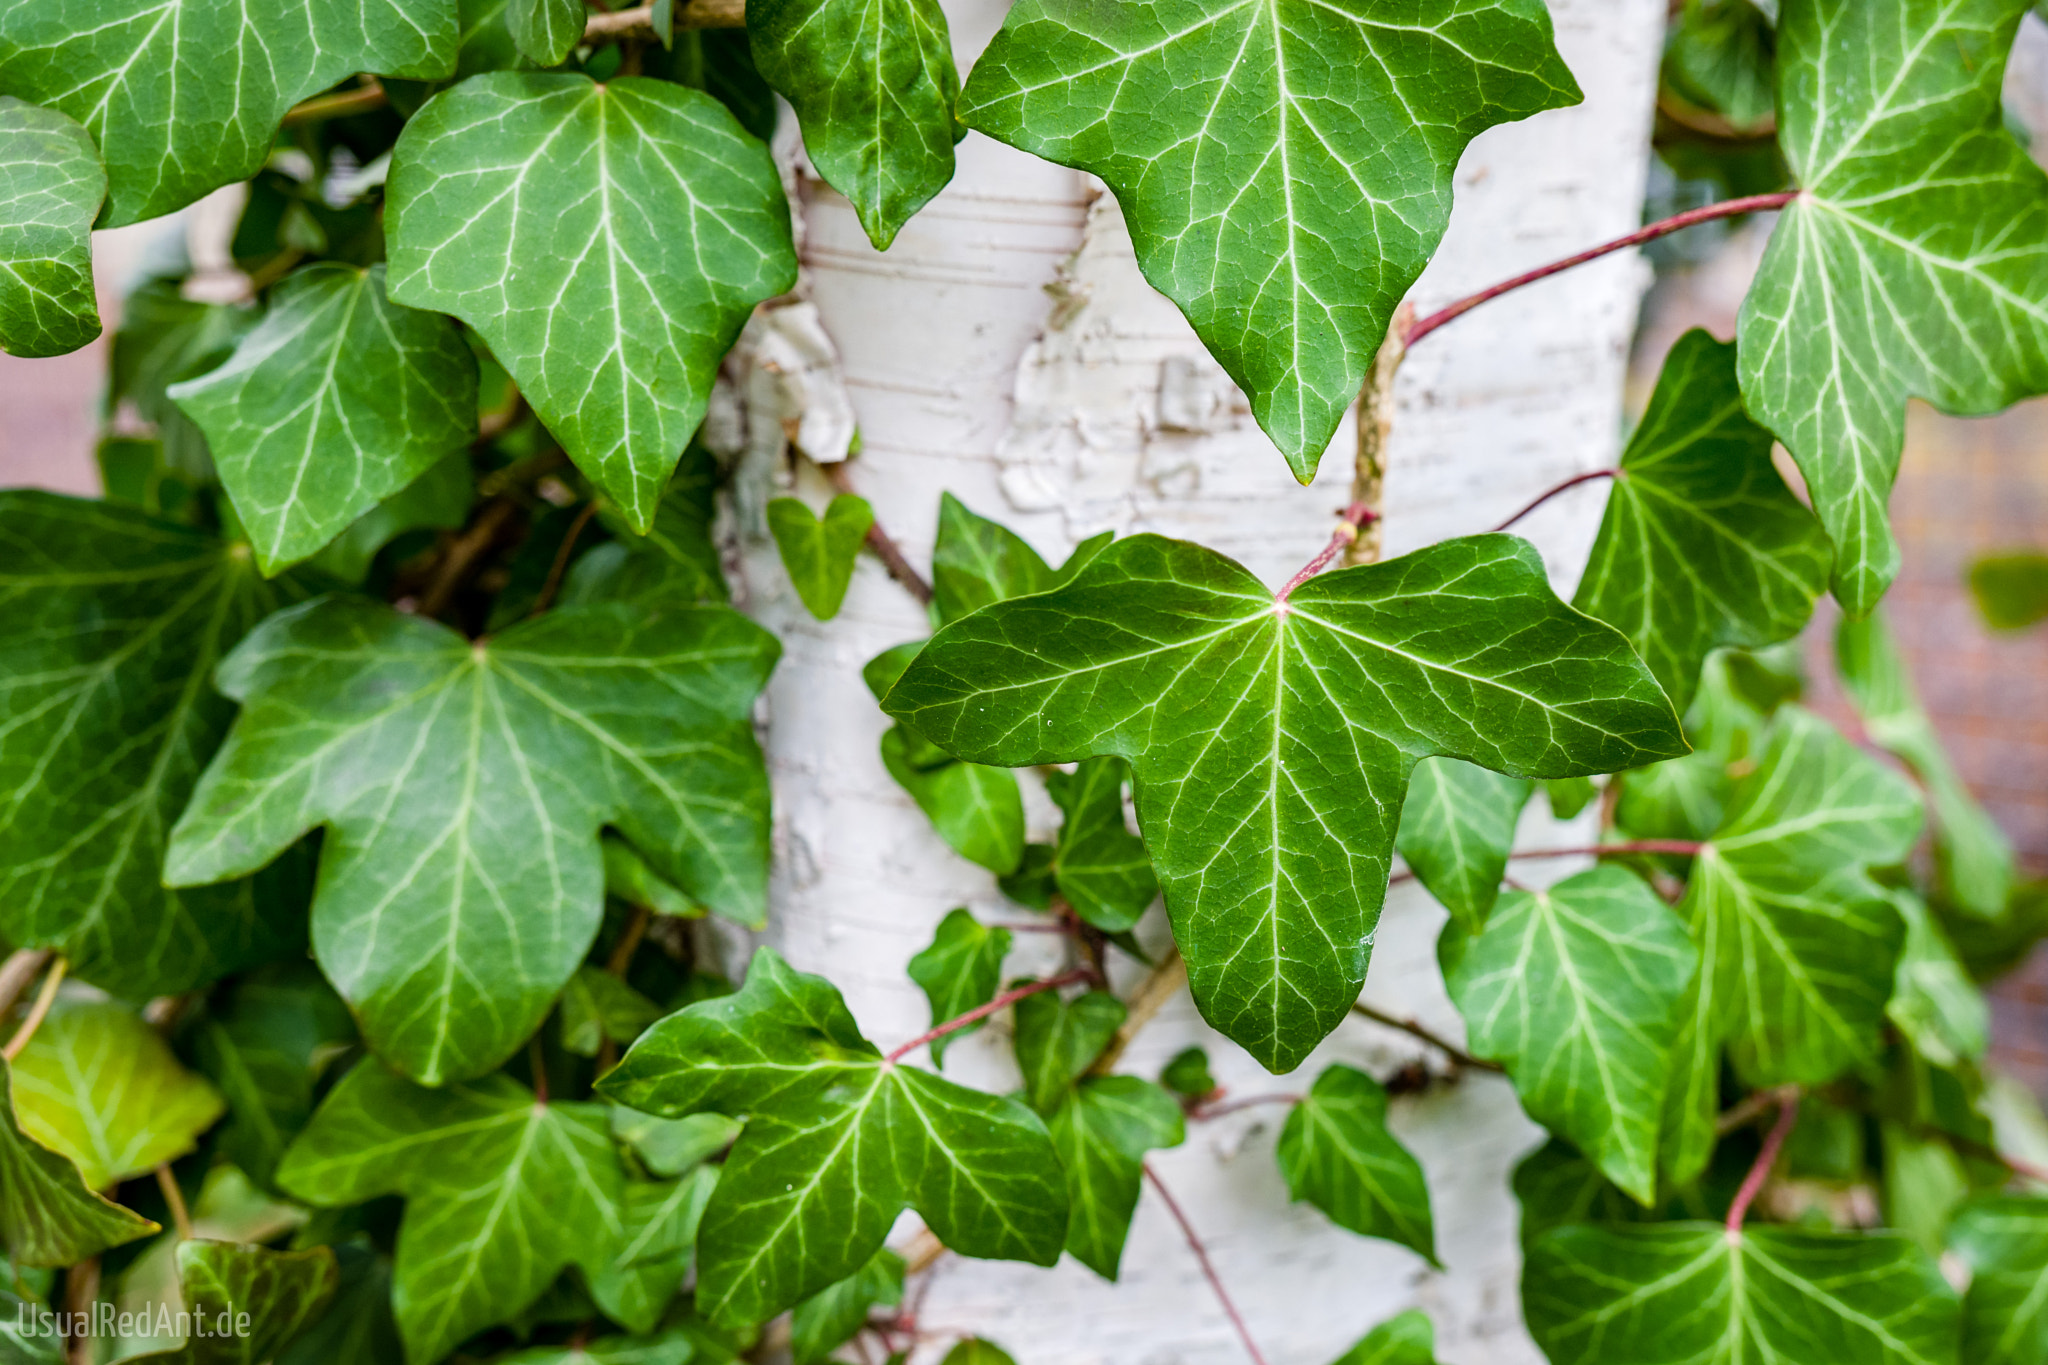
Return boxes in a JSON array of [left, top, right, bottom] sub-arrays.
[[1545, 776, 1598, 821], [560, 967, 664, 1057], [1524, 1223, 1960, 1365], [879, 726, 1026, 874], [1737, 0, 2048, 615], [957, 0, 1580, 475], [128, 1240, 340, 1365], [749, 0, 959, 249], [1442, 865, 1697, 1204], [884, 534, 1684, 1071], [588, 1167, 718, 1334], [189, 962, 357, 1191], [1049, 1075, 1183, 1280], [568, 450, 730, 610], [767, 495, 873, 621], [387, 73, 796, 529], [1888, 891, 1989, 1068], [0, 494, 312, 998], [1328, 1310, 1440, 1365], [492, 1328, 703, 1365], [905, 909, 1012, 1067], [930, 494, 1061, 626], [1664, 706, 1921, 1184], [790, 1248, 904, 1365], [611, 1108, 741, 1179], [603, 836, 706, 919], [1394, 759, 1531, 934], [0, 0, 457, 227], [0, 97, 103, 358], [1574, 330, 1830, 712], [1663, 0, 1778, 132], [1013, 989, 1124, 1115], [0, 1064, 157, 1268], [109, 281, 256, 477], [1950, 1197, 2048, 1365], [1970, 552, 2048, 631], [941, 1344, 1016, 1365], [165, 595, 778, 1084], [1043, 758, 1157, 933], [1159, 1047, 1216, 1102], [166, 264, 480, 575], [1276, 1065, 1434, 1263], [277, 1062, 628, 1365], [1838, 609, 2014, 920], [1511, 1139, 1664, 1249], [11, 998, 225, 1190], [598, 948, 1070, 1329], [276, 1243, 403, 1365], [308, 454, 474, 587], [1614, 650, 1779, 845], [510, 0, 585, 65]]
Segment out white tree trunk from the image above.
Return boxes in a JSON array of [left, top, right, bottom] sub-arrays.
[[724, 4, 1666, 1360]]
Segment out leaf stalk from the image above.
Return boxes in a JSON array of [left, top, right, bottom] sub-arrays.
[[884, 968, 1090, 1064], [1144, 1163, 1269, 1365], [1490, 469, 1620, 535], [3, 957, 66, 1062], [1726, 1089, 1799, 1235]]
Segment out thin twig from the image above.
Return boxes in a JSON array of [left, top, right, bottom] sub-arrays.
[[1507, 841, 1704, 861], [884, 970, 1089, 1065], [825, 465, 935, 606], [1088, 944, 1185, 1077], [282, 79, 387, 126], [1144, 1164, 1269, 1365], [1349, 1000, 1502, 1073], [63, 1257, 98, 1365], [606, 905, 653, 977], [1726, 1090, 1800, 1234], [1491, 469, 1620, 534], [1190, 1093, 1303, 1121], [585, 0, 745, 41], [531, 500, 601, 617], [1405, 192, 1801, 348], [154, 1164, 193, 1241], [0, 950, 52, 1021], [418, 498, 520, 618], [1276, 503, 1378, 603], [4, 958, 66, 1062]]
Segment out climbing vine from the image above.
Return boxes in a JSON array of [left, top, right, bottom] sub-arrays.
[[1, 0, 2047, 1363]]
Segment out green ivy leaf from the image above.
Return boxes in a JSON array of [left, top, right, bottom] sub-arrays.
[[1664, 706, 1921, 1184], [598, 948, 1069, 1329], [884, 534, 1684, 1071], [510, 0, 584, 65], [1614, 650, 1778, 845], [560, 966, 664, 1057], [1950, 1197, 2048, 1365], [167, 264, 480, 575], [905, 909, 1012, 1067], [1045, 758, 1157, 933], [790, 1248, 904, 1365], [1159, 1047, 1216, 1101], [1049, 1075, 1183, 1280], [767, 494, 873, 621], [0, 1064, 157, 1268], [568, 451, 730, 610], [1511, 1139, 1664, 1249], [1276, 1065, 1434, 1263], [128, 1241, 340, 1365], [1574, 330, 1829, 712], [308, 454, 474, 587], [109, 281, 257, 478], [930, 494, 1063, 626], [0, 0, 457, 227], [0, 97, 103, 358], [749, 0, 959, 249], [387, 73, 796, 529], [878, 725, 1026, 874], [1328, 1310, 1440, 1365], [1663, 0, 1777, 132], [603, 835, 707, 919], [165, 595, 777, 1084], [278, 1062, 628, 1365], [189, 962, 357, 1192], [1737, 0, 2048, 615], [611, 1108, 741, 1179], [1013, 988, 1124, 1116], [1394, 759, 1532, 934], [1524, 1223, 1960, 1365], [958, 0, 1580, 476], [1970, 552, 2048, 631], [1545, 776, 1598, 821], [941, 1343, 1016, 1365], [588, 1167, 718, 1334], [1442, 865, 1697, 1204], [492, 1329, 703, 1365], [11, 998, 224, 1190], [1888, 891, 1990, 1068], [275, 1243, 403, 1365], [1838, 608, 2014, 919], [0, 494, 312, 998]]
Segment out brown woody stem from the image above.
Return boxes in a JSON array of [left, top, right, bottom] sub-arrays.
[[1145, 1163, 1270, 1365], [1349, 1000, 1502, 1073]]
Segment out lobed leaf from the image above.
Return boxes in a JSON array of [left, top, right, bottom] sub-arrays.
[[588, 1167, 719, 1334], [127, 1240, 340, 1365], [790, 1248, 903, 1365], [1950, 1196, 2048, 1365], [1044, 757, 1158, 933], [905, 909, 1012, 1067], [0, 1063, 157, 1268], [1049, 1075, 1183, 1280], [1276, 1065, 1434, 1262], [1395, 758, 1531, 935], [1013, 988, 1124, 1116], [0, 97, 104, 357]]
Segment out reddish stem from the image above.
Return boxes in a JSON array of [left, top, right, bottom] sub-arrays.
[[884, 969, 1090, 1064], [1277, 502, 1379, 604], [1508, 841, 1704, 860], [826, 464, 935, 606], [1491, 469, 1620, 535], [1144, 1163, 1270, 1365], [1405, 192, 1801, 348], [1191, 1093, 1303, 1121], [2008, 1154, 2048, 1186], [1726, 1090, 1800, 1235]]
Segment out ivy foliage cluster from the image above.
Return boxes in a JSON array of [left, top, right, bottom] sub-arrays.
[[1, 0, 2047, 1363]]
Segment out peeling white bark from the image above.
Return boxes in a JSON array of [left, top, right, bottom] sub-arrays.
[[724, 3, 1666, 1360]]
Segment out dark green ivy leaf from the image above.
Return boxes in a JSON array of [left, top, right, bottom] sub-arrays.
[[611, 1108, 741, 1179], [510, 0, 585, 65], [1443, 865, 1697, 1204], [492, 1328, 703, 1365], [1737, 0, 2048, 615], [1524, 1223, 1960, 1365], [167, 264, 480, 575], [957, 0, 1581, 477], [1394, 758, 1531, 935], [0, 494, 312, 999], [905, 909, 1012, 1067], [749, 0, 960, 249], [276, 1243, 403, 1365], [129, 1241, 339, 1365], [388, 73, 796, 530], [884, 534, 1684, 1072], [1276, 1065, 1434, 1263], [0, 96, 103, 358], [1511, 1139, 1662, 1249], [1328, 1310, 1440, 1365], [0, 0, 458, 226], [1662, 0, 1777, 132], [599, 948, 1069, 1330], [790, 1248, 903, 1365], [108, 280, 256, 478], [0, 1064, 157, 1269], [1044, 757, 1157, 933], [1574, 329, 1830, 712], [879, 725, 1026, 874], [560, 966, 664, 1057], [1950, 1196, 2048, 1365], [1049, 1075, 1183, 1280], [1013, 988, 1124, 1116], [165, 595, 777, 1084], [930, 493, 1062, 626], [588, 1167, 718, 1334], [1159, 1047, 1216, 1101], [767, 494, 873, 621], [278, 1063, 629, 1365], [1887, 890, 1990, 1068]]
